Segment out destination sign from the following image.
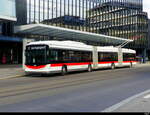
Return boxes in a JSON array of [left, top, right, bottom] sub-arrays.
[[27, 45, 47, 50]]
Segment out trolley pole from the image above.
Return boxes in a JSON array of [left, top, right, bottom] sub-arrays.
[[116, 40, 132, 66]]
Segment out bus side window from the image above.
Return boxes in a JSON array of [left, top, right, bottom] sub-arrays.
[[50, 50, 59, 62], [62, 50, 70, 62], [123, 53, 136, 61]]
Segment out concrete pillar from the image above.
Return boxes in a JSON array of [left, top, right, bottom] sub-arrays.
[[118, 47, 123, 66], [22, 38, 35, 69], [93, 46, 98, 69]]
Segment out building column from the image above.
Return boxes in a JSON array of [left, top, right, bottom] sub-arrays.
[[23, 38, 35, 69]]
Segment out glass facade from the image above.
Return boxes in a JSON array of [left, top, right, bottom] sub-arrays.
[[0, 0, 16, 21], [15, 0, 27, 25], [26, 0, 148, 49], [148, 19, 150, 60], [87, 0, 148, 49], [27, 0, 96, 31], [148, 20, 150, 49], [0, 0, 16, 36]]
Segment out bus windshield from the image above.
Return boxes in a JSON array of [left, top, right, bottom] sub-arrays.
[[25, 45, 48, 66]]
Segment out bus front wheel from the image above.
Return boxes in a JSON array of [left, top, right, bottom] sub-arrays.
[[61, 66, 67, 76], [111, 63, 115, 70]]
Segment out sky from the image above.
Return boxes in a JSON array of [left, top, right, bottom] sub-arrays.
[[143, 0, 150, 18]]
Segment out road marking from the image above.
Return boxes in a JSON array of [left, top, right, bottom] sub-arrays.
[[0, 75, 24, 80], [144, 94, 150, 99], [101, 89, 150, 112]]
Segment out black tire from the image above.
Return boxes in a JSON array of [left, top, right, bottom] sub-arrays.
[[25, 72, 30, 76], [111, 63, 115, 70], [61, 66, 67, 76], [88, 65, 92, 72]]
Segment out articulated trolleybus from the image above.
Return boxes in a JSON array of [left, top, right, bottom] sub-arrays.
[[24, 41, 137, 75]]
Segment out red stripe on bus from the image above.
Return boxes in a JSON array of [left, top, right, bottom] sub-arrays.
[[123, 61, 137, 63], [25, 61, 137, 69], [25, 65, 46, 69], [51, 61, 137, 67], [99, 61, 118, 64], [51, 62, 91, 67]]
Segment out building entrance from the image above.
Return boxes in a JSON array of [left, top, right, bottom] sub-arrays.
[[0, 42, 22, 64]]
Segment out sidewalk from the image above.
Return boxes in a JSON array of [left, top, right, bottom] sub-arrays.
[[102, 63, 150, 112], [0, 64, 22, 68], [113, 90, 150, 112], [0, 64, 25, 80]]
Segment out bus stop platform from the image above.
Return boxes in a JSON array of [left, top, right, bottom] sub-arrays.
[[0, 64, 22, 68], [0, 64, 24, 80]]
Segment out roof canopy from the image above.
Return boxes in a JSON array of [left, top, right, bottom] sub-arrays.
[[14, 24, 133, 46]]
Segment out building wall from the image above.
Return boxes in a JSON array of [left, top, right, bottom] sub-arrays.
[[26, 0, 95, 31], [0, 0, 23, 64], [0, 0, 16, 21], [15, 0, 27, 25], [148, 19, 150, 49], [87, 0, 148, 49], [13, 0, 149, 63], [26, 0, 143, 24], [0, 0, 17, 36], [42, 15, 86, 30], [26, 0, 148, 48], [19, 0, 148, 53]]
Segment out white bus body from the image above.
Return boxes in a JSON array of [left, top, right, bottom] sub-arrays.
[[24, 41, 137, 74]]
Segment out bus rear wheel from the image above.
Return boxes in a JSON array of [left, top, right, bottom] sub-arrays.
[[61, 66, 67, 76]]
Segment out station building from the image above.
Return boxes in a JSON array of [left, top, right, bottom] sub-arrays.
[[87, 0, 149, 59], [15, 0, 149, 62], [148, 19, 150, 59], [0, 0, 149, 64], [42, 15, 86, 31]]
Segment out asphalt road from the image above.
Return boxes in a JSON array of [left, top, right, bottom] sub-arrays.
[[0, 65, 150, 112]]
